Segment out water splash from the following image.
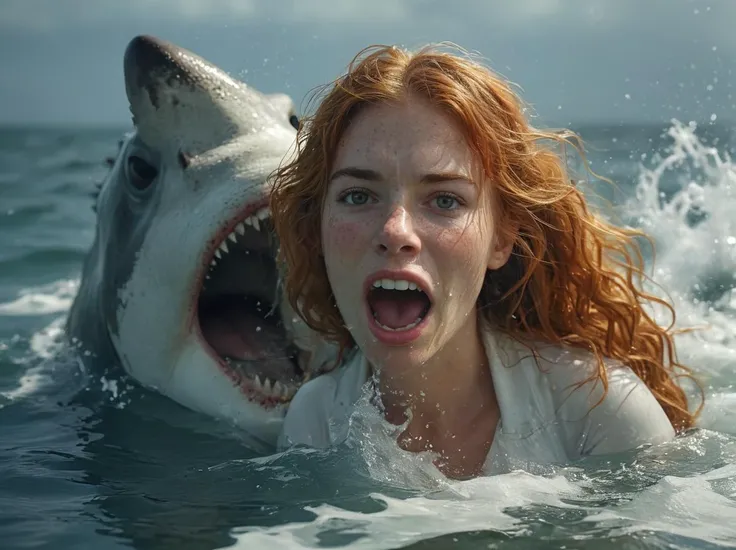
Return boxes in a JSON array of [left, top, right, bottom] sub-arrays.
[[623, 120, 736, 409]]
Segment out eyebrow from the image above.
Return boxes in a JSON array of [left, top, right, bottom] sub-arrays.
[[329, 167, 475, 185]]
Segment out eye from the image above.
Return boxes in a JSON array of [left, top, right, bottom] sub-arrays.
[[433, 194, 459, 210], [342, 190, 371, 206], [289, 114, 300, 131], [127, 155, 157, 191]]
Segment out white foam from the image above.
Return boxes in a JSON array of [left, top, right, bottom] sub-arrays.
[[586, 463, 736, 545], [0, 279, 78, 316], [222, 471, 587, 550], [0, 281, 77, 404]]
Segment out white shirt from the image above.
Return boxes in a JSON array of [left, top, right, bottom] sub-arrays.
[[278, 325, 676, 474]]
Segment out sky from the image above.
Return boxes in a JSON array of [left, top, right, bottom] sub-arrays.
[[0, 0, 733, 128]]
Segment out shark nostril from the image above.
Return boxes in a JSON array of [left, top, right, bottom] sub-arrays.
[[177, 150, 191, 170]]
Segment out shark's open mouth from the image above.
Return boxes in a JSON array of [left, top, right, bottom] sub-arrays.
[[195, 201, 305, 407]]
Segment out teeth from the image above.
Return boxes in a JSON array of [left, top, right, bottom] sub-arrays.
[[208, 207, 272, 271], [246, 375, 298, 402], [372, 278, 423, 292], [241, 207, 270, 233]]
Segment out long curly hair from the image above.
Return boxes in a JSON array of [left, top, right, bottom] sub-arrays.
[[270, 44, 702, 431]]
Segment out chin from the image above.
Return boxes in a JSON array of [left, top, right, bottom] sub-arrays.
[[360, 329, 438, 371]]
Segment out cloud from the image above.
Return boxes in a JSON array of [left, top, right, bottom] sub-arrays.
[[0, 0, 414, 30], [0, 0, 670, 31], [4, 0, 732, 55], [0, 0, 732, 49]]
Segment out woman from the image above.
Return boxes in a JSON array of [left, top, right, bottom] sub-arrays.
[[269, 44, 702, 479]]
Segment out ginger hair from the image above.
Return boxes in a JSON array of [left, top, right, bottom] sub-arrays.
[[270, 44, 702, 431]]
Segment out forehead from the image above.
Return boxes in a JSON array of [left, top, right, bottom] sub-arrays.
[[334, 99, 476, 172]]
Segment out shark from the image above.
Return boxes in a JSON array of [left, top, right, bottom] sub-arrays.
[[66, 35, 336, 448]]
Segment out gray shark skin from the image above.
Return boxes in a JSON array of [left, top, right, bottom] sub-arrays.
[[66, 35, 336, 448]]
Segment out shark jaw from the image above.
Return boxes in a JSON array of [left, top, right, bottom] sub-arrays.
[[191, 198, 312, 410]]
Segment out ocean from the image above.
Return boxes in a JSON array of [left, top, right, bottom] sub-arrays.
[[1, 120, 735, 550]]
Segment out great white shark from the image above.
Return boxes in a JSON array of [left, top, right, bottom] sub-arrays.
[[66, 35, 336, 447]]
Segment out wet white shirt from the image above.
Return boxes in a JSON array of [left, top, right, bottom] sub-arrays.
[[277, 325, 676, 474]]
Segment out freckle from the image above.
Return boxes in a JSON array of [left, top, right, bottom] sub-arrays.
[[329, 219, 363, 249]]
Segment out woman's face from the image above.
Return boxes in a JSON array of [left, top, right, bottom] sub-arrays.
[[321, 98, 513, 371]]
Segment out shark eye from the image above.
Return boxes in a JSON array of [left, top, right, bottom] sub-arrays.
[[127, 155, 158, 191], [289, 114, 300, 131]]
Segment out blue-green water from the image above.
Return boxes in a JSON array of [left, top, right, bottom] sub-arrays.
[[1, 122, 736, 550]]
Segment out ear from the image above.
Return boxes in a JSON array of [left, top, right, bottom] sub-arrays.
[[487, 225, 516, 270]]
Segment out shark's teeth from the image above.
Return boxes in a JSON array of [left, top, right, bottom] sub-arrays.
[[208, 207, 272, 272], [249, 373, 296, 401], [241, 207, 270, 233]]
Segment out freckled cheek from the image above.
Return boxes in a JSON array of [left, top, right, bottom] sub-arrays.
[[432, 225, 489, 267], [322, 214, 372, 261]]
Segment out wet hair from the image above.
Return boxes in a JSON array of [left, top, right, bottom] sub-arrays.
[[270, 44, 702, 431]]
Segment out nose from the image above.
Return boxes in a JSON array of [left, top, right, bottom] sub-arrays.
[[124, 35, 187, 98], [373, 205, 421, 258]]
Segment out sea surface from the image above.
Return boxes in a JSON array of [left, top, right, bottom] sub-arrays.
[[1, 120, 735, 550]]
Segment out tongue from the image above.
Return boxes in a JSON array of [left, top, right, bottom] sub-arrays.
[[200, 300, 287, 361], [370, 289, 427, 329]]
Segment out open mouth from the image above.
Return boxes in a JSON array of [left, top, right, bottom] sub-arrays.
[[366, 279, 433, 333], [194, 201, 308, 407]]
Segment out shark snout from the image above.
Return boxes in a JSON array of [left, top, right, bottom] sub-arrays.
[[124, 35, 185, 110], [123, 34, 280, 156]]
